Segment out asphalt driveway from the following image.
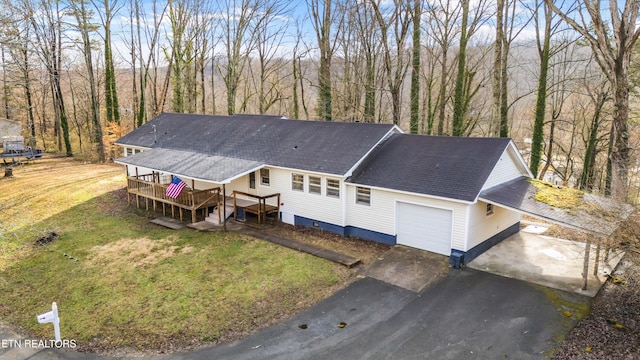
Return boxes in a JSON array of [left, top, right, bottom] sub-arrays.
[[171, 269, 588, 360], [7, 269, 589, 360]]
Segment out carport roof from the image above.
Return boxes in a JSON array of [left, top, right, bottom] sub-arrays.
[[479, 176, 633, 236]]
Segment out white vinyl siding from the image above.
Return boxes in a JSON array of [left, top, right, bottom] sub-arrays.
[[483, 147, 527, 190], [466, 201, 520, 250], [346, 185, 468, 251], [255, 168, 344, 226]]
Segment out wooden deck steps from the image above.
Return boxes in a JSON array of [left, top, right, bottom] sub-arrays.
[[205, 205, 235, 225], [150, 217, 186, 230]]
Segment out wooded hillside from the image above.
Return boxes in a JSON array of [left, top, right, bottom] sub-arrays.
[[0, 0, 639, 203]]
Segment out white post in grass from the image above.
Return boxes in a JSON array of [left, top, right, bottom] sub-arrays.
[[37, 302, 61, 342]]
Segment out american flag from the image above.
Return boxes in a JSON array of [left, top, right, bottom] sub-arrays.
[[166, 176, 187, 199]]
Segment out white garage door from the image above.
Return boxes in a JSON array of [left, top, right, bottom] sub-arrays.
[[396, 202, 452, 255]]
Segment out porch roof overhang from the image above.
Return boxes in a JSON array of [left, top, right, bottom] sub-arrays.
[[115, 148, 264, 184], [479, 176, 633, 236]]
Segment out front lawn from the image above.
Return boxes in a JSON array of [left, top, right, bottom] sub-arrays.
[[0, 157, 354, 354]]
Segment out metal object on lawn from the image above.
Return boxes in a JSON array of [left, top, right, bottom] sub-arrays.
[[37, 302, 61, 342]]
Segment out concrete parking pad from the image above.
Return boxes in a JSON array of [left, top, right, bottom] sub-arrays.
[[467, 228, 623, 297], [365, 245, 450, 292]]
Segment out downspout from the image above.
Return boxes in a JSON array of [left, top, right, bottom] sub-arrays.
[[341, 180, 347, 235], [223, 183, 227, 231]]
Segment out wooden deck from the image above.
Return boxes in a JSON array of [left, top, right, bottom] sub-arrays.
[[124, 174, 281, 225], [126, 174, 221, 223]]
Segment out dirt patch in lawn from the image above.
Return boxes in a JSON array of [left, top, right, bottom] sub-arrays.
[[87, 236, 194, 268]]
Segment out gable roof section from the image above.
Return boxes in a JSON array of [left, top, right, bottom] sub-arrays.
[[347, 134, 512, 202], [116, 113, 397, 175]]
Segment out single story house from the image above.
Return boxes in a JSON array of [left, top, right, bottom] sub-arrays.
[[115, 113, 532, 266]]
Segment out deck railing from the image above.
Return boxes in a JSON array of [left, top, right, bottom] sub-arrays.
[[126, 175, 221, 222]]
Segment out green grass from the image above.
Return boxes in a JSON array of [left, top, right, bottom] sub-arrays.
[[0, 158, 350, 353]]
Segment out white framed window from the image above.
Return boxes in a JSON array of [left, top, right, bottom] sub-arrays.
[[126, 148, 133, 156], [260, 168, 270, 186], [292, 173, 304, 191], [309, 176, 321, 195], [356, 187, 371, 205], [326, 179, 340, 198], [486, 203, 494, 216]]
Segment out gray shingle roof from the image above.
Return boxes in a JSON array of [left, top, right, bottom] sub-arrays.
[[116, 113, 396, 175], [347, 134, 512, 202], [117, 148, 263, 183]]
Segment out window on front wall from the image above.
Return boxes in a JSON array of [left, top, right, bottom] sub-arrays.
[[326, 179, 340, 198], [356, 186, 371, 205], [486, 203, 494, 216], [126, 148, 133, 156], [292, 173, 304, 191], [309, 176, 321, 195], [260, 168, 270, 186], [249, 172, 256, 189]]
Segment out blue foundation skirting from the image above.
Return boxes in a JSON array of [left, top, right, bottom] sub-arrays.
[[450, 221, 520, 268], [293, 216, 519, 267], [294, 216, 396, 245]]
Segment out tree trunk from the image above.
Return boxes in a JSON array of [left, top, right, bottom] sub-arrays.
[[539, 118, 555, 180], [75, 0, 104, 161], [579, 89, 607, 191], [103, 0, 120, 124], [1, 47, 10, 119], [492, 0, 504, 136], [312, 0, 333, 121], [437, 44, 448, 135], [451, 0, 469, 136], [409, 0, 421, 133], [610, 63, 631, 200], [529, 1, 551, 177]]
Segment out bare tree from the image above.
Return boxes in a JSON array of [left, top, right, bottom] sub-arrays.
[[23, 0, 72, 155], [371, 0, 412, 126], [426, 0, 460, 135], [451, 0, 491, 136], [219, 0, 259, 115], [529, 0, 562, 177], [69, 0, 105, 161], [409, 0, 421, 133], [308, 0, 343, 120], [249, 0, 291, 114], [93, 0, 121, 124], [547, 0, 640, 200], [352, 1, 382, 123]]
